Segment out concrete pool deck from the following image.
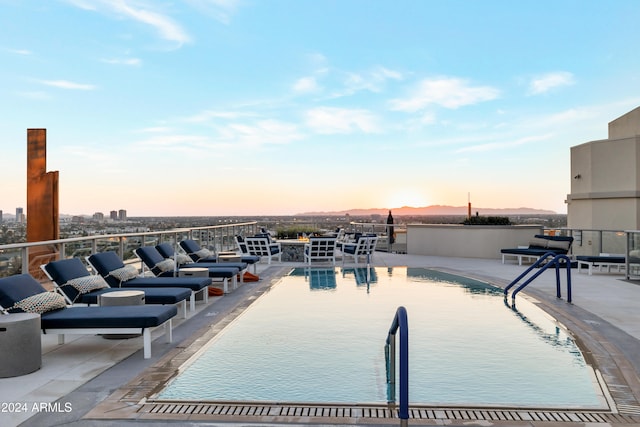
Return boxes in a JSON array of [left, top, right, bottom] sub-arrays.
[[3, 252, 640, 427]]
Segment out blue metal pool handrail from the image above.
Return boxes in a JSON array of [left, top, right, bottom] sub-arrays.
[[504, 252, 573, 305], [385, 306, 409, 427]]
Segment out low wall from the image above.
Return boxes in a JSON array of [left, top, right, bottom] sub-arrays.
[[406, 224, 543, 259]]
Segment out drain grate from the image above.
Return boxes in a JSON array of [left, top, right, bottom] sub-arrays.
[[141, 402, 640, 423]]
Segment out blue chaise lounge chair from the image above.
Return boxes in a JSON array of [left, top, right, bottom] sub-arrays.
[[41, 258, 192, 318], [157, 242, 254, 274], [86, 251, 211, 312], [175, 240, 260, 273], [0, 273, 177, 359], [134, 246, 241, 294]]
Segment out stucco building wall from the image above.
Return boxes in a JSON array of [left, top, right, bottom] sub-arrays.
[[567, 107, 640, 231]]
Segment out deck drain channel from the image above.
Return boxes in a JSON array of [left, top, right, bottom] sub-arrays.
[[140, 402, 640, 423]]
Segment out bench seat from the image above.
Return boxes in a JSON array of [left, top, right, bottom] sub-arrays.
[[501, 235, 573, 265]]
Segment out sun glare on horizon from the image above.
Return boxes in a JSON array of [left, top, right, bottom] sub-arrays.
[[387, 190, 429, 209]]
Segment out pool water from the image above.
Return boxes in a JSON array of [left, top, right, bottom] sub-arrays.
[[157, 267, 607, 408]]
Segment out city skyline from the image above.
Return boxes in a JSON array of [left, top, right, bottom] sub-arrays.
[[2, 1, 640, 216]]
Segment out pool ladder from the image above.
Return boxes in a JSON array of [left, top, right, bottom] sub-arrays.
[[504, 252, 573, 306], [385, 306, 409, 427]]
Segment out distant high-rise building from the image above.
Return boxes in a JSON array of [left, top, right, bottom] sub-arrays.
[[110, 210, 118, 221], [93, 212, 104, 221], [16, 207, 24, 223], [118, 209, 127, 221], [0, 210, 3, 223]]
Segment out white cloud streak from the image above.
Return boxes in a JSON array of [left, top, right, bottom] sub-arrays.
[[456, 134, 553, 153], [183, 110, 259, 123], [293, 77, 320, 94], [38, 79, 96, 90], [215, 120, 302, 146], [4, 48, 32, 55], [390, 77, 500, 111], [64, 0, 191, 45], [306, 107, 380, 134], [17, 91, 51, 100], [100, 57, 142, 66], [528, 72, 575, 95], [183, 0, 241, 24]]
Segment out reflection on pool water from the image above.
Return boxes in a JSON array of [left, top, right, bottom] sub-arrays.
[[157, 267, 607, 408]]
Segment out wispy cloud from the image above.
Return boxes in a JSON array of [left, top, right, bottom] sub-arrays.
[[134, 134, 212, 153], [148, 119, 302, 149], [3, 48, 32, 55], [100, 57, 142, 66], [293, 76, 321, 94], [293, 54, 403, 100], [183, 0, 241, 24], [110, 1, 191, 45], [17, 91, 51, 100], [456, 134, 553, 153], [183, 110, 259, 123], [528, 72, 575, 95], [390, 77, 500, 111], [327, 66, 404, 99], [215, 120, 303, 146], [342, 66, 403, 94], [64, 0, 191, 45], [60, 144, 119, 163], [135, 126, 174, 133], [305, 107, 380, 134], [37, 79, 96, 90]]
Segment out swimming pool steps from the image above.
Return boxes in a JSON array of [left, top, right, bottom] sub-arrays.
[[136, 401, 640, 424]]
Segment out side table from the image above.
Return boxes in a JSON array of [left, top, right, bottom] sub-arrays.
[[179, 267, 209, 302], [99, 290, 145, 339], [0, 312, 41, 377], [218, 254, 241, 263]]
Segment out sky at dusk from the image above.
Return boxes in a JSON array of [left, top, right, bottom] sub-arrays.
[[1, 0, 640, 217]]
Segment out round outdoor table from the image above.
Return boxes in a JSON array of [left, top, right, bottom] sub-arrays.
[[0, 312, 41, 377], [99, 290, 145, 339]]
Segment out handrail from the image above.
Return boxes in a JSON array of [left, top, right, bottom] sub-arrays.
[[504, 252, 572, 305], [503, 252, 557, 295], [385, 306, 409, 427], [0, 222, 258, 279]]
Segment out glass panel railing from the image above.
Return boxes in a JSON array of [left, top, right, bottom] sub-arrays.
[[626, 231, 640, 279], [0, 222, 258, 279]]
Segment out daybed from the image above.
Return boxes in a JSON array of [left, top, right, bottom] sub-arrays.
[[134, 246, 241, 294], [0, 273, 177, 359], [500, 235, 574, 265], [576, 253, 626, 275], [86, 251, 211, 311], [41, 258, 191, 318]]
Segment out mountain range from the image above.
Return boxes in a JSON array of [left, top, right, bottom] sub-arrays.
[[297, 205, 558, 216]]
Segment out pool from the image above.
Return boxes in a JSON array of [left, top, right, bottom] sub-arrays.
[[156, 267, 608, 409]]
